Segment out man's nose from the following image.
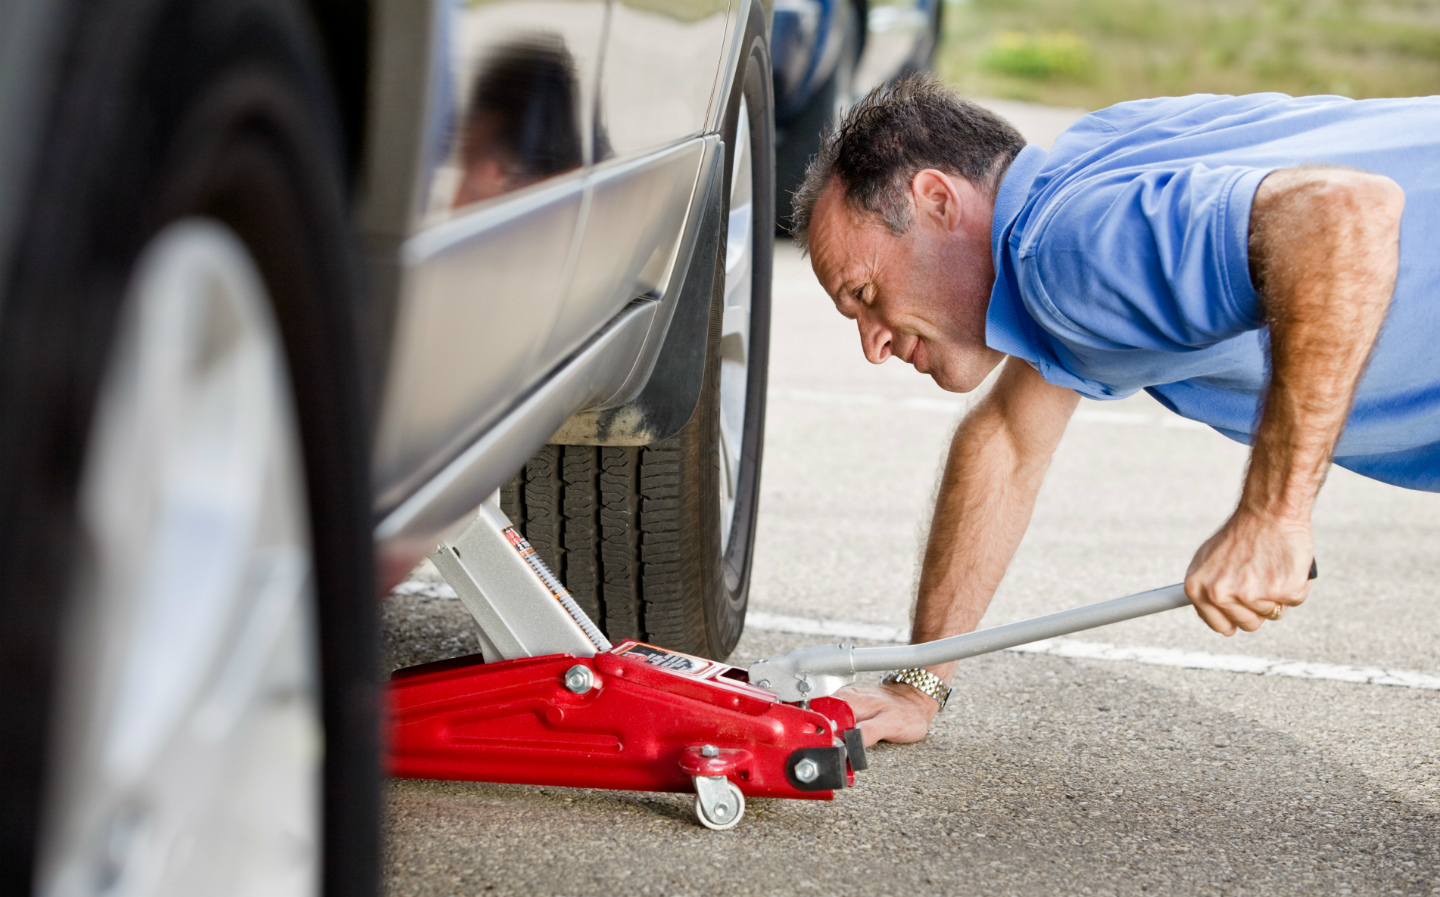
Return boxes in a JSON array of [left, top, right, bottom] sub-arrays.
[[859, 315, 892, 364]]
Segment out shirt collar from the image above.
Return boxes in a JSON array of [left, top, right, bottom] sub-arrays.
[[984, 144, 1049, 364]]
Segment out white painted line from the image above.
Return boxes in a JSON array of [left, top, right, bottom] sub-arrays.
[[745, 610, 1440, 692], [768, 387, 1212, 431], [747, 611, 909, 644]]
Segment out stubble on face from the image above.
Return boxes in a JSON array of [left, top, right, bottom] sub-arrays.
[[808, 176, 1004, 393]]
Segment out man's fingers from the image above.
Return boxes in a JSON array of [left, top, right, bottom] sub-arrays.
[[1193, 600, 1237, 636], [1232, 610, 1265, 632], [1292, 581, 1312, 606], [1274, 580, 1312, 608], [1189, 575, 1298, 633], [838, 684, 937, 746], [1185, 512, 1315, 635], [1215, 596, 1265, 631], [1187, 580, 1238, 636], [857, 719, 886, 748], [1226, 587, 1306, 622], [834, 687, 890, 722], [857, 710, 928, 747]]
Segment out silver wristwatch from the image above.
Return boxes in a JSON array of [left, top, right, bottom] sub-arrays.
[[883, 668, 951, 711]]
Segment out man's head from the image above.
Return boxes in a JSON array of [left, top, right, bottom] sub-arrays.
[[793, 74, 1025, 392]]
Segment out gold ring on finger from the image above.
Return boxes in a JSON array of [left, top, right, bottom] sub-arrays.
[[1266, 602, 1287, 621]]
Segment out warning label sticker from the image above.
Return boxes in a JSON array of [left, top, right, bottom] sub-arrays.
[[617, 643, 713, 676]]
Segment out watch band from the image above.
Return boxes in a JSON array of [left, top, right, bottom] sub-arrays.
[[883, 668, 951, 711]]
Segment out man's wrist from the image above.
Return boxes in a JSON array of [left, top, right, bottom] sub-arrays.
[[883, 668, 951, 712], [1232, 494, 1314, 530], [1239, 398, 1331, 524]]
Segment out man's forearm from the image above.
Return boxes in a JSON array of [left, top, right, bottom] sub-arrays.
[[1244, 169, 1403, 522], [910, 359, 1078, 684], [910, 410, 1043, 685], [1184, 168, 1402, 634]]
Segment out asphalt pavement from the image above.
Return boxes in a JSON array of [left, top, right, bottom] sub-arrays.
[[381, 99, 1439, 897]]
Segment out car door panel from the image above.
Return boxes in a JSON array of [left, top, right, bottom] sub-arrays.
[[596, 0, 732, 158], [373, 0, 605, 512], [536, 0, 734, 388], [374, 181, 586, 512], [537, 138, 708, 371]]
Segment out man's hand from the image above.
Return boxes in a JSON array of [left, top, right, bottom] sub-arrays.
[[837, 682, 940, 747], [1185, 510, 1313, 635]]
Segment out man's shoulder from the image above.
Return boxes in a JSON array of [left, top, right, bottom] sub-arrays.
[[1053, 93, 1297, 157], [1026, 92, 1334, 254], [1086, 92, 1356, 127], [1054, 92, 1440, 164]]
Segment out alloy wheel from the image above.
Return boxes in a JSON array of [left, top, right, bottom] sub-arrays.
[[37, 219, 322, 897], [718, 96, 755, 555]]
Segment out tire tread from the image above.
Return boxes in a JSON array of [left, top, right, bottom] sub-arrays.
[[523, 445, 564, 581], [598, 448, 642, 640], [561, 445, 602, 624]]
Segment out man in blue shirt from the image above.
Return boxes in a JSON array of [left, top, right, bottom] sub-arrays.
[[790, 75, 1429, 746]]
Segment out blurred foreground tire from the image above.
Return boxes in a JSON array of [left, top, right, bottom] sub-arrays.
[[0, 1, 378, 895]]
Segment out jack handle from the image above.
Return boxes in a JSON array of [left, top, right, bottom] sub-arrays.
[[748, 560, 1318, 703]]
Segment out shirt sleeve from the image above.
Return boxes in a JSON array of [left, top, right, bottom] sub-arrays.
[[1016, 163, 1274, 353]]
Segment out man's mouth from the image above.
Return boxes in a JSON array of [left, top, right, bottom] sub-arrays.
[[909, 339, 929, 374]]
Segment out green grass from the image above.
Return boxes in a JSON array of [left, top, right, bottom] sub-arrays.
[[937, 0, 1440, 109]]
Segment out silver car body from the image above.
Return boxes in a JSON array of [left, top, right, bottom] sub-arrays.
[[358, 0, 762, 582]]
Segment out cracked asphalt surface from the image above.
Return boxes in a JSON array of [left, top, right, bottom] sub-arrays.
[[381, 100, 1439, 897]]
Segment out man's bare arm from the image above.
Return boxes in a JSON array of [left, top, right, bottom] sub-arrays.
[[843, 357, 1079, 744], [1186, 167, 1403, 634]]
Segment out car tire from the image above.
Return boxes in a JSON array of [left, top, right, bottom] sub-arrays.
[[0, 1, 378, 895], [774, 2, 861, 233], [504, 10, 774, 660]]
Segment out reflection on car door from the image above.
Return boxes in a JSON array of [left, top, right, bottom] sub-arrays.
[[537, 0, 733, 369], [374, 0, 606, 511]]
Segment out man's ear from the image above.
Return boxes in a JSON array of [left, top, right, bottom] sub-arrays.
[[910, 169, 963, 231]]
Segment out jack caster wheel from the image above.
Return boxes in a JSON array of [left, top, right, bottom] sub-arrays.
[[692, 777, 745, 831]]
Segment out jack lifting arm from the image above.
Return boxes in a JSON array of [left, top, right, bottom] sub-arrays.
[[749, 562, 1316, 703]]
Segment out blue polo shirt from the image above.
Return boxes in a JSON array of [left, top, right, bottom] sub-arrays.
[[986, 93, 1440, 491]]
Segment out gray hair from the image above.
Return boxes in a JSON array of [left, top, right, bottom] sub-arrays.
[[790, 73, 1026, 253]]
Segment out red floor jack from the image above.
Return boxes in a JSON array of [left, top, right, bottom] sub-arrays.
[[387, 495, 864, 830], [388, 495, 1315, 829]]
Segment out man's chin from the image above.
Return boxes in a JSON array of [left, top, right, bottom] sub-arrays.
[[930, 370, 974, 393], [927, 351, 1008, 391], [930, 356, 1004, 393]]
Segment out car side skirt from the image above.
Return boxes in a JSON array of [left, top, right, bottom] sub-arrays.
[[549, 140, 725, 446]]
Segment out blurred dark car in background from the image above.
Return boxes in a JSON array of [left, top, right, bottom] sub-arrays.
[[770, 0, 943, 228], [0, 0, 773, 894]]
